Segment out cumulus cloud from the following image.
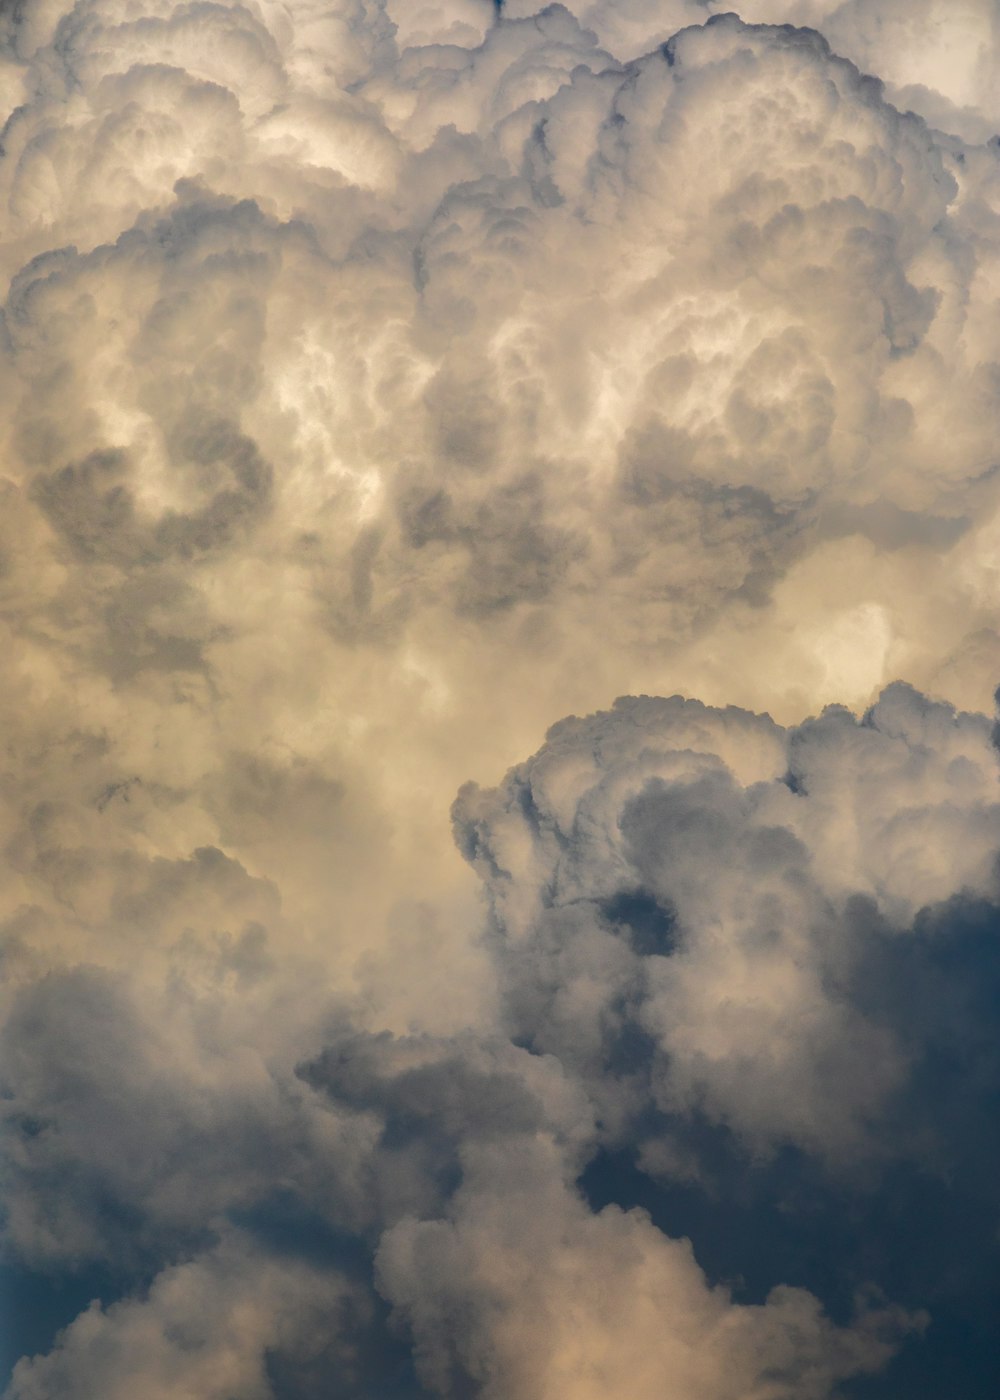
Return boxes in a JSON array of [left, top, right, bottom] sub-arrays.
[[5, 1231, 386, 1400], [0, 954, 380, 1270], [4, 693, 996, 1396], [377, 1137, 917, 1400], [3, 0, 1000, 1395], [5, 0, 1000, 1002], [453, 683, 1000, 1162], [442, 682, 1000, 1395]]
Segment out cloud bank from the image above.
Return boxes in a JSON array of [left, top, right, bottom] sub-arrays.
[[1, 1, 999, 1397], [8, 682, 1000, 1396]]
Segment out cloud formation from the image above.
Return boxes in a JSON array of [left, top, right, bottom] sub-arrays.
[[2, 1, 1000, 1396], [455, 682, 1000, 1160], [377, 1139, 914, 1400], [1, 1, 998, 1024], [10, 682, 997, 1395]]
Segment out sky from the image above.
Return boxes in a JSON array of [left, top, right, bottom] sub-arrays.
[[0, 0, 999, 1395]]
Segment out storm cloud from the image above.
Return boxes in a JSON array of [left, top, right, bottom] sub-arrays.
[[2, 1, 999, 1396]]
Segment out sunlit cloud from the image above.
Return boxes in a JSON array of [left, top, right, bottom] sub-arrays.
[[2, 2, 999, 1396]]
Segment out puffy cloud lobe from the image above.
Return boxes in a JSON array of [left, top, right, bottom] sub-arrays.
[[437, 682, 1000, 1394], [453, 683, 1000, 1159], [506, 2, 1000, 138], [377, 1137, 918, 1400], [0, 946, 586, 1269], [512, 20, 957, 508], [5, 1232, 386, 1400], [0, 956, 382, 1270]]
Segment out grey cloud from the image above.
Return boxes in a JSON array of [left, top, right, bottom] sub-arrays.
[[3, 2, 1000, 1395], [3, 682, 991, 1398], [300, 1028, 593, 1226], [0, 958, 381, 1270], [453, 682, 1000, 1161]]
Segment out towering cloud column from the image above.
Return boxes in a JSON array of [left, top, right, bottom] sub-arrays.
[[1, 3, 999, 1397]]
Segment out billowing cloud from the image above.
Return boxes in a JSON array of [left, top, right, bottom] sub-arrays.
[[446, 681, 1000, 1395], [454, 682, 1000, 1155], [5, 1231, 388, 1400], [2, 1, 1000, 1396], [5, 689, 996, 1394], [377, 1138, 916, 1400], [1, 2, 997, 1011]]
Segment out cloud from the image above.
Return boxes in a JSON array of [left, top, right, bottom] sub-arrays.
[[442, 682, 1000, 1394], [2, 2, 1000, 1396], [454, 682, 1000, 1162], [377, 1136, 917, 1400], [5, 683, 993, 1397], [4, 4, 1000, 1007], [505, 2, 1000, 138], [4, 1231, 387, 1400], [0, 955, 381, 1271]]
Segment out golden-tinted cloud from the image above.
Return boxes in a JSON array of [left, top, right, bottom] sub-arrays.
[[2, 4, 1000, 1397]]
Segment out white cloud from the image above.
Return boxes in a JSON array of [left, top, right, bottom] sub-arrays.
[[5, 1232, 368, 1400]]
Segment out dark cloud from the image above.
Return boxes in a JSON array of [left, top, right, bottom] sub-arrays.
[[6, 683, 992, 1396], [447, 681, 1000, 1393]]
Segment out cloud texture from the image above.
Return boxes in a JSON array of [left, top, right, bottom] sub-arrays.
[[2, 1, 1000, 1396]]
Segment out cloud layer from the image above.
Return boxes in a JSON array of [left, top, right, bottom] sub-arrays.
[[2, 2, 1000, 1397], [9, 681, 999, 1396], [6, 1, 1000, 984]]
